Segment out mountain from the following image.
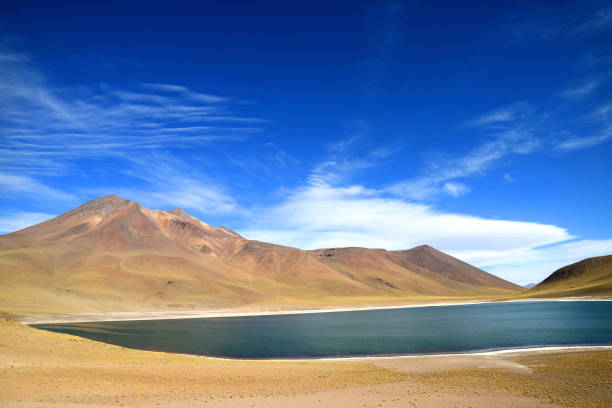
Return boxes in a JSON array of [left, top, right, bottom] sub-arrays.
[[0, 195, 522, 317], [517, 255, 612, 298], [307, 245, 519, 295], [390, 245, 519, 291], [523, 283, 537, 289]]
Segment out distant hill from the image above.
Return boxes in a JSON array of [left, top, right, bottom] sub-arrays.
[[308, 245, 519, 296], [517, 256, 612, 298], [0, 195, 522, 317], [524, 283, 537, 289], [393, 245, 519, 291]]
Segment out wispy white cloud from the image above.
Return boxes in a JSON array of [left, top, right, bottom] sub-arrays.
[[466, 102, 532, 129], [87, 152, 240, 216], [554, 95, 612, 150], [0, 172, 75, 201], [391, 90, 611, 200], [442, 182, 469, 198], [0, 212, 55, 234], [575, 5, 612, 33], [0, 51, 30, 62], [305, 120, 399, 186], [592, 102, 612, 121], [0, 48, 267, 177], [328, 120, 369, 152], [141, 82, 229, 103], [390, 108, 540, 200], [507, 2, 612, 42], [556, 125, 612, 150], [0, 46, 270, 212], [308, 158, 378, 186], [111, 184, 238, 216], [147, 187, 237, 215], [141, 82, 191, 93], [561, 80, 600, 99]]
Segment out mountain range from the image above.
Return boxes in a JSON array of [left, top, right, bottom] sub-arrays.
[[0, 195, 522, 316]]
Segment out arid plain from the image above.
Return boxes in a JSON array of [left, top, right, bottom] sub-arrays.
[[1, 196, 611, 407], [2, 318, 611, 408]]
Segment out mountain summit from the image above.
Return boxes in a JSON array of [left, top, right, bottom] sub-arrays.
[[0, 195, 521, 316], [3, 195, 242, 255]]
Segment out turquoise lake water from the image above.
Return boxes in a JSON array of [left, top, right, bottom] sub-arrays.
[[32, 301, 612, 359]]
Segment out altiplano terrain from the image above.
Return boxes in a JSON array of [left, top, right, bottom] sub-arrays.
[[0, 195, 522, 320], [1, 196, 610, 408]]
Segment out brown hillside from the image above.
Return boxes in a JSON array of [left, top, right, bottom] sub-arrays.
[[514, 255, 612, 298], [391, 245, 521, 291], [308, 245, 522, 295], [0, 195, 522, 318]]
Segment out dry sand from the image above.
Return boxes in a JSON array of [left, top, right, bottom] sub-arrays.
[[1, 318, 611, 408]]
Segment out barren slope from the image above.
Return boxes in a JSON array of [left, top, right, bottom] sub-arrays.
[[308, 245, 522, 296], [0, 195, 522, 317], [514, 255, 612, 298], [391, 245, 521, 291]]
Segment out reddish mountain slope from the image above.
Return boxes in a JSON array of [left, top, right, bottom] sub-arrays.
[[390, 245, 520, 291], [308, 245, 522, 295], [0, 195, 522, 316]]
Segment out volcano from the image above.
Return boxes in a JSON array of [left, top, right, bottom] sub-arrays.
[[0, 195, 522, 316]]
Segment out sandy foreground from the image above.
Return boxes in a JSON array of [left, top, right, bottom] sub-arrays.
[[1, 318, 611, 408]]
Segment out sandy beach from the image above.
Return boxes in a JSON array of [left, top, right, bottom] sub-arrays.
[[1, 317, 611, 408]]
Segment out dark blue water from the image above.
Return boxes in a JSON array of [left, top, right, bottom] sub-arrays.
[[32, 301, 612, 359]]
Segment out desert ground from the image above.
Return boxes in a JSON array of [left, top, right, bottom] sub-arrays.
[[1, 317, 610, 408]]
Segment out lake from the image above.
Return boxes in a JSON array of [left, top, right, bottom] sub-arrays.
[[32, 301, 612, 359]]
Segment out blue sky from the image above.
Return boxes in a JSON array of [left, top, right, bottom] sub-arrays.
[[1, 0, 611, 285]]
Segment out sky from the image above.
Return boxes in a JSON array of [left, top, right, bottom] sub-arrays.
[[1, 0, 611, 285]]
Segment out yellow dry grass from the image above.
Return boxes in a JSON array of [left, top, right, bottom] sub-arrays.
[[1, 318, 611, 407], [420, 351, 612, 407], [0, 318, 407, 407]]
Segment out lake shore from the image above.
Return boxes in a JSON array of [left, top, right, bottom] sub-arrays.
[[20, 296, 611, 324], [1, 318, 610, 408], [190, 344, 612, 362]]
